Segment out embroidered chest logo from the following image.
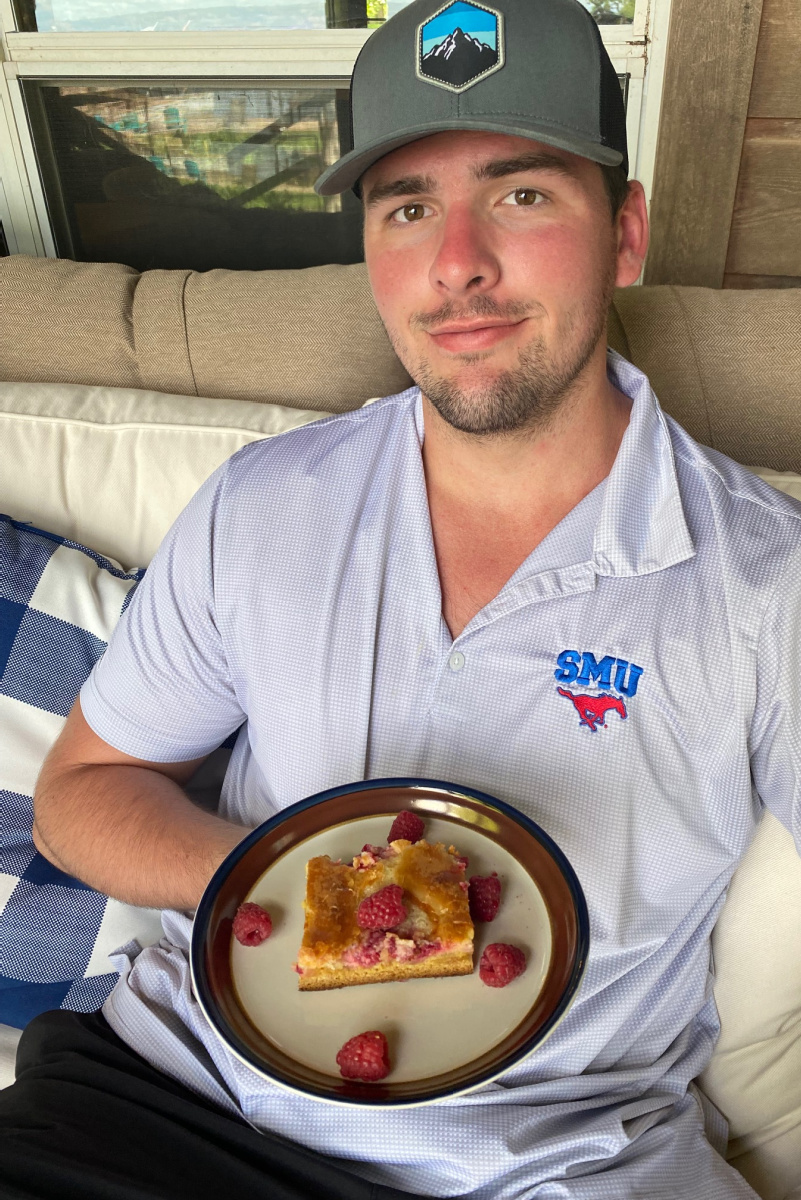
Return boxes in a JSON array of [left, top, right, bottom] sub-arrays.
[[554, 651, 644, 733], [417, 1, 505, 94]]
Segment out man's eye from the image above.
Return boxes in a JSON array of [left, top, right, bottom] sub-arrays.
[[502, 188, 544, 207], [392, 203, 431, 223]]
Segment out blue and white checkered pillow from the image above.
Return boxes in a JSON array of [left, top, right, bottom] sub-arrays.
[[0, 513, 163, 1028]]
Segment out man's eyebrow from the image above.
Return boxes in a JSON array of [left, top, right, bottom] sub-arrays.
[[363, 174, 437, 208], [473, 152, 581, 182], [363, 153, 579, 207]]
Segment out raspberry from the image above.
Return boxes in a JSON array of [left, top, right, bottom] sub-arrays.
[[468, 873, 501, 922], [387, 810, 425, 844], [232, 902, 273, 946], [336, 1030, 391, 1082], [342, 929, 384, 967], [357, 883, 407, 930], [479, 943, 527, 988], [357, 883, 407, 926]]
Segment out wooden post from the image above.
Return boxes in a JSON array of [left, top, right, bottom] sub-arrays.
[[643, 0, 764, 287]]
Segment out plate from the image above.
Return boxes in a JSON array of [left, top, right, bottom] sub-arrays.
[[190, 778, 589, 1107]]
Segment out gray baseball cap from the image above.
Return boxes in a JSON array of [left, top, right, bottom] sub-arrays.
[[315, 0, 628, 197]]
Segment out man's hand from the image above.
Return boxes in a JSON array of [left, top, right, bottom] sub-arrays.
[[33, 698, 252, 911]]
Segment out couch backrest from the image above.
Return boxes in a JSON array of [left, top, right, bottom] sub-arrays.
[[2, 255, 800, 471], [0, 256, 410, 414]]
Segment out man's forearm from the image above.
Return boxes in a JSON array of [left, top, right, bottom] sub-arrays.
[[33, 761, 251, 911]]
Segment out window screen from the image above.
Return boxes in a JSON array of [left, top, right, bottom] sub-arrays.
[[23, 81, 363, 271]]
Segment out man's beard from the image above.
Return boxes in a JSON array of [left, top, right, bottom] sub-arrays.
[[385, 269, 615, 437]]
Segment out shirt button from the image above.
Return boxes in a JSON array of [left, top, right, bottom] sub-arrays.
[[449, 650, 465, 672]]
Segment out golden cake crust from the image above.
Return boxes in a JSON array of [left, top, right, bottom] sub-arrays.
[[296, 839, 474, 990]]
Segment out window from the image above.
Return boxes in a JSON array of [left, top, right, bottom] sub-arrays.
[[11, 0, 636, 35], [14, 0, 403, 33], [22, 81, 361, 269], [0, 0, 670, 266]]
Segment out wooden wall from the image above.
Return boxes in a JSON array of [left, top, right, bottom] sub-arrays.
[[724, 0, 801, 288], [644, 0, 801, 289]]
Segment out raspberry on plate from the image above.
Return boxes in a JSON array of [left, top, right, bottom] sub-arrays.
[[387, 810, 425, 844], [232, 902, 273, 946], [336, 1030, 391, 1081], [356, 883, 407, 930], [479, 943, 527, 988], [468, 872, 501, 922]]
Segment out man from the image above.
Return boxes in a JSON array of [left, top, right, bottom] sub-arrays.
[[1, 0, 796, 1197]]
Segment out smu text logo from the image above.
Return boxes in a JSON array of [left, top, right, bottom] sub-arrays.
[[554, 650, 644, 733]]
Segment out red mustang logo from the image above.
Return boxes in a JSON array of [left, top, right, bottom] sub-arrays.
[[557, 688, 627, 733]]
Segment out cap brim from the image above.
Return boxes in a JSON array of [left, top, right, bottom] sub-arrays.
[[315, 119, 624, 196]]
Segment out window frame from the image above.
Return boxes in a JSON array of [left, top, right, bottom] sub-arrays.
[[0, 0, 671, 263]]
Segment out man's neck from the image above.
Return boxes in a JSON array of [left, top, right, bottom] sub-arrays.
[[420, 354, 632, 639]]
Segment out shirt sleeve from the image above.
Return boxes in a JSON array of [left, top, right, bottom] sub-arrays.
[[749, 541, 801, 854], [80, 459, 245, 762]]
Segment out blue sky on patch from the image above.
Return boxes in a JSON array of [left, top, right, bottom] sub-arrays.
[[421, 1, 497, 56]]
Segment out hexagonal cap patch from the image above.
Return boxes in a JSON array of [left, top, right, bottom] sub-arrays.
[[417, 0, 505, 94]]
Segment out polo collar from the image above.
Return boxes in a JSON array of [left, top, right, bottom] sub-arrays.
[[592, 350, 695, 578]]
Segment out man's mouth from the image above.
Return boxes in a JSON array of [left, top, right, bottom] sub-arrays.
[[426, 318, 528, 353]]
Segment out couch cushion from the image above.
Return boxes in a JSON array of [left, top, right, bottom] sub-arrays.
[[0, 513, 164, 1029], [698, 809, 801, 1200], [0, 257, 413, 413], [168, 263, 413, 410], [0, 257, 141, 390], [132, 269, 195, 397], [613, 286, 801, 472], [0, 381, 331, 569]]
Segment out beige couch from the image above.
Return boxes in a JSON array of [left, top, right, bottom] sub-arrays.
[[1, 255, 801, 1200]]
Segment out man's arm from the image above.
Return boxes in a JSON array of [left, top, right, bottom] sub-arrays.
[[33, 697, 252, 911]]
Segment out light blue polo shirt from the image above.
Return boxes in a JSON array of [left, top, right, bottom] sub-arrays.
[[81, 351, 801, 1199]]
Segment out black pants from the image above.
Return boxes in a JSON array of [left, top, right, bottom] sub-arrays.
[[0, 1010, 432, 1200]]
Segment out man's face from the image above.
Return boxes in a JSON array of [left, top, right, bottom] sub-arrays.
[[362, 130, 639, 437]]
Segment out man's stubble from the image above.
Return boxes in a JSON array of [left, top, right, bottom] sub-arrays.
[[382, 255, 617, 439]]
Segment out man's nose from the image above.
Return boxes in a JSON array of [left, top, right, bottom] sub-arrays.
[[428, 205, 501, 296]]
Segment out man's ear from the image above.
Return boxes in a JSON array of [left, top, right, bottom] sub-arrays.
[[615, 180, 649, 288]]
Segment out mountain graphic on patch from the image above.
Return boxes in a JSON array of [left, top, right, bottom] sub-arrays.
[[418, 1, 503, 92], [422, 26, 497, 87]]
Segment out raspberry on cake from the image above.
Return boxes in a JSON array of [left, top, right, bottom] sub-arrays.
[[295, 839, 474, 990]]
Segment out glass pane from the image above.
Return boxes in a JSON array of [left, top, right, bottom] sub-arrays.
[[15, 0, 413, 34], [13, 0, 632, 34], [22, 81, 365, 271], [578, 0, 634, 23]]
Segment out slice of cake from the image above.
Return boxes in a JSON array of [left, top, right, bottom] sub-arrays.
[[295, 839, 474, 991]]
